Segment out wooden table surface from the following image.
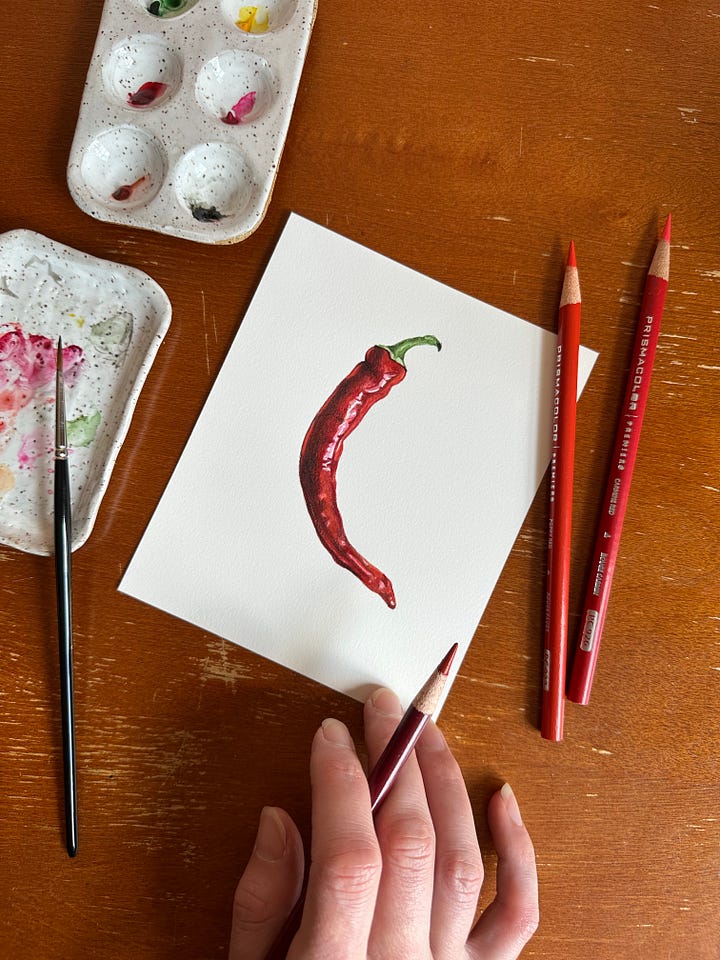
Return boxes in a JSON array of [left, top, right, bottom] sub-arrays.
[[1, 2, 718, 957]]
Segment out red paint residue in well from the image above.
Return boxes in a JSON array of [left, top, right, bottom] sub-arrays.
[[127, 81, 168, 107], [222, 90, 257, 124]]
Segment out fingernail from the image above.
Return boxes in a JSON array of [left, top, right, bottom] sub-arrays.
[[368, 687, 403, 717], [321, 717, 354, 747], [501, 783, 524, 826], [254, 806, 287, 862]]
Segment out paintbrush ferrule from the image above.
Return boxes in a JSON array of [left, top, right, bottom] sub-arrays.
[[55, 339, 69, 458]]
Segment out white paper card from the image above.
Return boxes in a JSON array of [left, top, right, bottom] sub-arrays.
[[120, 214, 597, 708]]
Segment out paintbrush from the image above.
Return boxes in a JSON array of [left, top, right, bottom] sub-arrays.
[[55, 338, 78, 857]]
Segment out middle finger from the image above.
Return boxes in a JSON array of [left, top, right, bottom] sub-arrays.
[[364, 688, 436, 960]]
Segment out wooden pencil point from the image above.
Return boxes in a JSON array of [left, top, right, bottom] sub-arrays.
[[438, 642, 458, 677], [560, 249, 581, 309], [413, 643, 458, 714]]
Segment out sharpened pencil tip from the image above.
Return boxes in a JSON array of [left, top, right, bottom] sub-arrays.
[[560, 244, 582, 307], [438, 642, 458, 677], [661, 213, 672, 242]]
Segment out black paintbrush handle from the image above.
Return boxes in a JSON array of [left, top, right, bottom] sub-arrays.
[[54, 457, 78, 858]]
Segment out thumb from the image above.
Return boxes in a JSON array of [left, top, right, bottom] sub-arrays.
[[229, 806, 305, 960]]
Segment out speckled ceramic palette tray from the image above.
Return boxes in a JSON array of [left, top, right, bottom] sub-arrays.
[[0, 230, 171, 555], [67, 0, 317, 244]]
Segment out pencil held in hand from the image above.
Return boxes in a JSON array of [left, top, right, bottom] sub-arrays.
[[568, 215, 671, 705], [541, 242, 581, 741], [263, 642, 458, 960]]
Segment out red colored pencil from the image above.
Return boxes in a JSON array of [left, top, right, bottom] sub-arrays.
[[541, 242, 581, 741], [264, 643, 458, 959], [568, 215, 671, 705]]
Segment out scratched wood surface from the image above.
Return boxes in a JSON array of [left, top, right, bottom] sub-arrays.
[[1, 1, 718, 957]]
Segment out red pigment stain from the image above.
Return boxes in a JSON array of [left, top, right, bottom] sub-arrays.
[[112, 175, 148, 201], [0, 327, 83, 440], [127, 81, 168, 107], [1, 385, 31, 413], [18, 431, 52, 470], [222, 90, 257, 124]]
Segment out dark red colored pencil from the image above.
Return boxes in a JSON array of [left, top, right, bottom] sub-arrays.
[[264, 643, 458, 959], [568, 214, 671, 705], [368, 642, 458, 809]]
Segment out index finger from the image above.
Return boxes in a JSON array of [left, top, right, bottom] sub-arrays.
[[292, 719, 382, 959]]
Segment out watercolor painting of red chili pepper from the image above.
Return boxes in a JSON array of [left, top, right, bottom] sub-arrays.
[[299, 334, 441, 608]]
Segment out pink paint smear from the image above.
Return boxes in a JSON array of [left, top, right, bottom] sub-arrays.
[[17, 428, 53, 471], [0, 326, 83, 441], [223, 90, 257, 124]]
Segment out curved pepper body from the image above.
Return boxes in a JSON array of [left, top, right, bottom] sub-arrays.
[[299, 335, 441, 608]]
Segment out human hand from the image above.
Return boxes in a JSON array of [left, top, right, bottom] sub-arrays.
[[230, 688, 539, 959]]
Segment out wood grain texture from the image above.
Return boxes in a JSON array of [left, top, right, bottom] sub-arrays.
[[1, 1, 718, 957]]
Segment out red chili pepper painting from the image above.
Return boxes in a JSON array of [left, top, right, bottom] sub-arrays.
[[299, 334, 441, 608]]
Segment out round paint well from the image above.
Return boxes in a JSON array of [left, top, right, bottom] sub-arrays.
[[221, 0, 297, 35], [195, 52, 273, 125], [80, 126, 166, 209], [142, 0, 201, 19], [102, 35, 182, 109], [174, 143, 254, 223]]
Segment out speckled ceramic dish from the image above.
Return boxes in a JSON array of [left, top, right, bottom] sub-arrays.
[[0, 230, 171, 555], [67, 0, 317, 244]]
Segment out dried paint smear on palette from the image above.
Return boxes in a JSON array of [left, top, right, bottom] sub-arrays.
[[0, 230, 171, 555]]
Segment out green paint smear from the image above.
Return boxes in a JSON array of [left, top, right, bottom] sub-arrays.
[[67, 411, 101, 448], [89, 313, 132, 358]]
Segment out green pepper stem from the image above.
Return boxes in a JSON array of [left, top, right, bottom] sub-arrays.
[[380, 335, 442, 367]]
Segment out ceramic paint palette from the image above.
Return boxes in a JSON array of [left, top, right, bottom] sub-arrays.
[[0, 230, 171, 555], [67, 0, 317, 244]]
